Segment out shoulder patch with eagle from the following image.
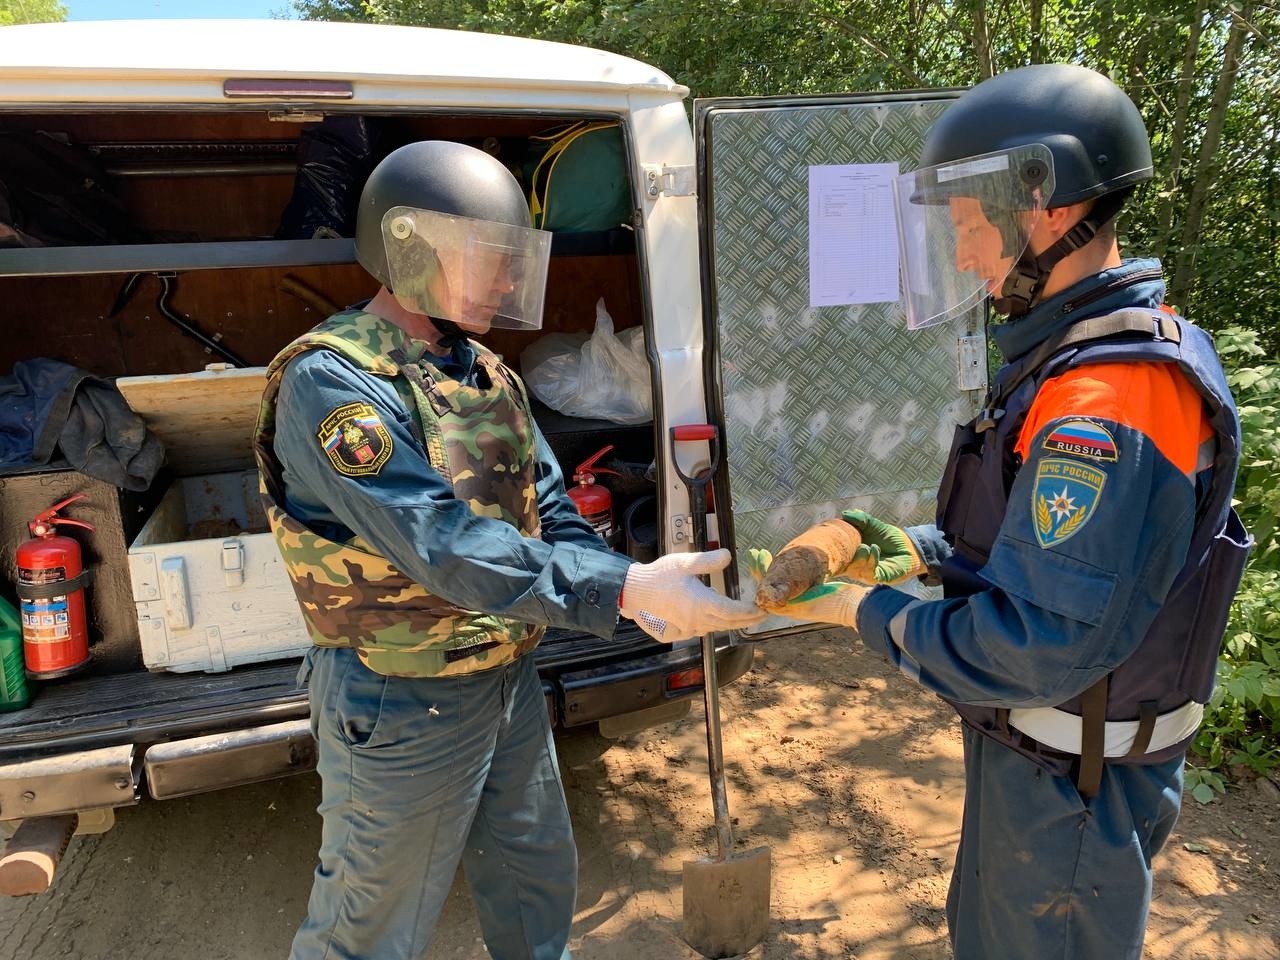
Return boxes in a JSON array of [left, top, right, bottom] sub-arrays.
[[318, 402, 393, 477]]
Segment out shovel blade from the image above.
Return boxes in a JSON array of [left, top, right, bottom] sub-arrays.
[[682, 846, 772, 958]]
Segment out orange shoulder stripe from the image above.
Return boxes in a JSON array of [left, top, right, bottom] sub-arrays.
[[1015, 361, 1213, 475]]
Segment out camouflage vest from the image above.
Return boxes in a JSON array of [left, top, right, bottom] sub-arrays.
[[254, 309, 545, 678]]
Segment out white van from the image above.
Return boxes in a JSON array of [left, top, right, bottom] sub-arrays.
[[0, 18, 983, 882]]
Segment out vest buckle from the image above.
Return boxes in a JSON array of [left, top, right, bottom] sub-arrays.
[[975, 408, 1004, 433]]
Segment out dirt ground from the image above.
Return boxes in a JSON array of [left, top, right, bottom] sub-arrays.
[[1, 628, 1277, 959]]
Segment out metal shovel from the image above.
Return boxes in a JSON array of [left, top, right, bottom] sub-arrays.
[[671, 425, 772, 958]]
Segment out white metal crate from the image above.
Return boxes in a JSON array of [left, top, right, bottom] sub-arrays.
[[118, 367, 308, 673], [127, 470, 307, 673]]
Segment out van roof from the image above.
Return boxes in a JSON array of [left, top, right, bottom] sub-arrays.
[[0, 19, 687, 100]]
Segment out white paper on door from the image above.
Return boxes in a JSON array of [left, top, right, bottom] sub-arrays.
[[807, 162, 901, 308]]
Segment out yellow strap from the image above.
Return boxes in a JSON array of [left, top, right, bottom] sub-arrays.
[[529, 121, 617, 227]]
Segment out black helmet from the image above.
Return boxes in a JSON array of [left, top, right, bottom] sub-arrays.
[[917, 64, 1152, 317], [355, 140, 531, 288], [922, 63, 1152, 208]]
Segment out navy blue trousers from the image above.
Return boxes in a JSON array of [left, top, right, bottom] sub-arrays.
[[290, 647, 576, 960], [948, 726, 1183, 959]]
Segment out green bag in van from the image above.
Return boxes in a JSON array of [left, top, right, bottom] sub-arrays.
[[527, 121, 631, 233]]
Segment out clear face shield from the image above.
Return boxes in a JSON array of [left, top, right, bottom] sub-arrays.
[[892, 144, 1056, 329], [382, 206, 553, 332]]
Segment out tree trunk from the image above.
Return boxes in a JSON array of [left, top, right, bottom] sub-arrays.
[[1270, 113, 1279, 272], [973, 0, 995, 79], [1169, 4, 1252, 310], [1030, 0, 1044, 64], [1094, 0, 1115, 73], [907, 0, 919, 79], [1155, 0, 1210, 256]]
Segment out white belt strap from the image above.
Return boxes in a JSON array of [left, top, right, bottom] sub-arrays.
[[1008, 700, 1204, 758]]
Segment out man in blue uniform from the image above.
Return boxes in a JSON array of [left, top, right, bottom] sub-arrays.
[[751, 64, 1250, 959], [255, 140, 764, 960]]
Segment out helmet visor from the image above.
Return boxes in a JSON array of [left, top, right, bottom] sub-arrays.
[[892, 144, 1055, 329], [382, 206, 552, 332]]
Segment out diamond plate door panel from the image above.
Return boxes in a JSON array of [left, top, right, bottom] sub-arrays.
[[697, 95, 987, 636]]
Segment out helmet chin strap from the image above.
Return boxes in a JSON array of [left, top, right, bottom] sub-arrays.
[[994, 188, 1132, 317], [429, 316, 469, 349]]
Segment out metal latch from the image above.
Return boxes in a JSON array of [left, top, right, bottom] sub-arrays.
[[160, 557, 192, 631], [222, 538, 245, 587], [268, 109, 327, 123], [672, 514, 691, 544], [671, 512, 720, 544], [956, 335, 988, 392], [643, 164, 696, 199]]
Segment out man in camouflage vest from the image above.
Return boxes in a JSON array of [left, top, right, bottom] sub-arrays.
[[256, 140, 764, 960]]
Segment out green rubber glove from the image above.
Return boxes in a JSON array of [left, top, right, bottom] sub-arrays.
[[839, 510, 926, 585]]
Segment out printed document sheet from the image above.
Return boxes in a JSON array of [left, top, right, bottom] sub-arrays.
[[808, 162, 900, 308]]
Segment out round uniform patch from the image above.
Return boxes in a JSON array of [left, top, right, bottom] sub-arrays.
[[318, 402, 393, 477]]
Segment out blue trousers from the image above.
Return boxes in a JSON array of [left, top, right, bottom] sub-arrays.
[[947, 726, 1183, 960], [290, 646, 576, 960]]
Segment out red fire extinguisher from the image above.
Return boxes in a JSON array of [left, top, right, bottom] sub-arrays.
[[568, 444, 621, 543], [16, 495, 95, 679]]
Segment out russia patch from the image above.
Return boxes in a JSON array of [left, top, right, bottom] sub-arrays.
[[1042, 419, 1118, 462], [318, 402, 393, 477], [1032, 458, 1106, 548]]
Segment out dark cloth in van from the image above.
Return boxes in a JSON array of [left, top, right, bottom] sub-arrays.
[[0, 359, 163, 490], [0, 131, 151, 247], [275, 116, 384, 240]]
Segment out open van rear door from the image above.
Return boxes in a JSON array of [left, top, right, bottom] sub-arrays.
[[694, 92, 988, 638]]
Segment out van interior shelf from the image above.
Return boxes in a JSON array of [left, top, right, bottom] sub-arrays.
[[529, 398, 652, 437], [0, 229, 635, 278], [0, 238, 357, 278]]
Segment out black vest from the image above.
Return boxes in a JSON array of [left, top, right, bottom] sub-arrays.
[[935, 308, 1252, 778]]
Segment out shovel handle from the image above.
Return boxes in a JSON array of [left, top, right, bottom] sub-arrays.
[[669, 424, 720, 564], [700, 631, 735, 860], [672, 424, 716, 442], [670, 423, 735, 858]]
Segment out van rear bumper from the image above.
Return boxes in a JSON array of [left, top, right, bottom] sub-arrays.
[[0, 642, 754, 817], [558, 641, 753, 727], [142, 643, 755, 799], [143, 719, 317, 800], [0, 744, 139, 821]]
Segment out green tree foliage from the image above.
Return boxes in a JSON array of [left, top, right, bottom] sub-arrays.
[[293, 0, 1280, 784], [292, 0, 1280, 352], [1191, 328, 1280, 794], [0, 0, 66, 25]]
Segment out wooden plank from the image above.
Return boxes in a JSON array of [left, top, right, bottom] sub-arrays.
[[116, 367, 268, 476], [0, 815, 78, 896]]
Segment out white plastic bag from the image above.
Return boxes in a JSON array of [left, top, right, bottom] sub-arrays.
[[521, 298, 652, 424]]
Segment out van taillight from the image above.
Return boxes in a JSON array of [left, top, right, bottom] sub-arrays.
[[667, 667, 705, 691]]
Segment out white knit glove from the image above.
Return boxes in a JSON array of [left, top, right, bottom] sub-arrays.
[[619, 549, 767, 643]]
